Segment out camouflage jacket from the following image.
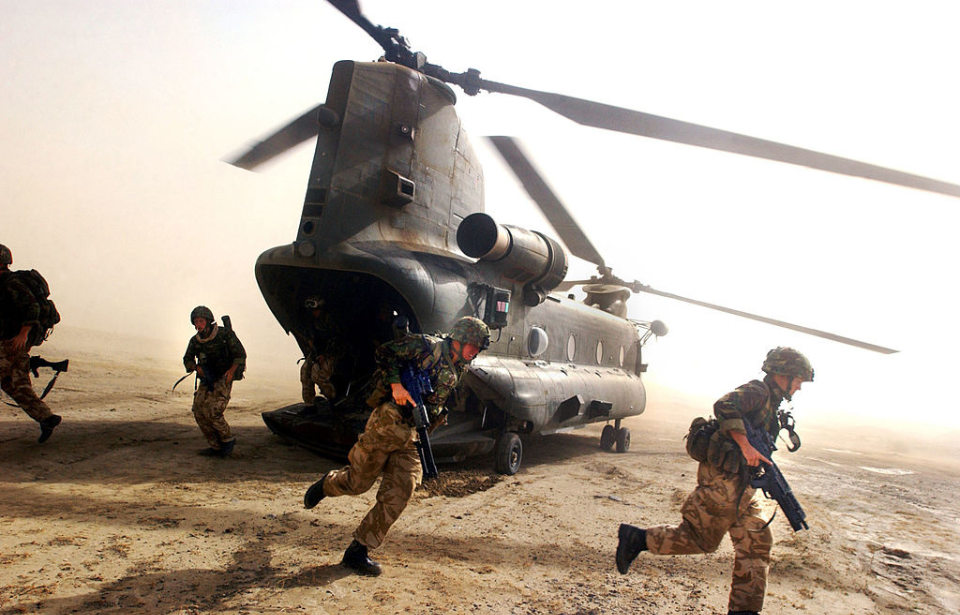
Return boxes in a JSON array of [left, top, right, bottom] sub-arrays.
[[713, 375, 784, 441], [368, 333, 463, 421], [183, 324, 246, 382], [0, 271, 40, 341]]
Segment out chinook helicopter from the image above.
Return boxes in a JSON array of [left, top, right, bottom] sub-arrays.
[[228, 0, 960, 474]]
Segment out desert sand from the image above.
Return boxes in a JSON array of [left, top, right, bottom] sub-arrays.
[[2, 327, 958, 614]]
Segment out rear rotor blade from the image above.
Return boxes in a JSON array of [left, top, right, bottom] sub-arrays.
[[637, 283, 898, 354], [487, 136, 606, 267], [481, 80, 960, 199], [226, 105, 322, 170]]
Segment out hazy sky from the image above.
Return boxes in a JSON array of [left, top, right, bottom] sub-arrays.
[[3, 1, 959, 429]]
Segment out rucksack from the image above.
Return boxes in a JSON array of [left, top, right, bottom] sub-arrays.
[[5, 270, 61, 346]]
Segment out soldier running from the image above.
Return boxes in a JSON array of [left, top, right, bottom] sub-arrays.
[[615, 347, 815, 615], [0, 244, 62, 443], [182, 306, 246, 457], [303, 316, 491, 576]]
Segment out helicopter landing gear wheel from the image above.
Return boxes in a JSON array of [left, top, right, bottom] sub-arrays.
[[495, 432, 522, 475], [615, 427, 631, 453], [600, 424, 616, 451]]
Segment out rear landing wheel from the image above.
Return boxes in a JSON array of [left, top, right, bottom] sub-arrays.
[[600, 424, 616, 451], [495, 432, 522, 475], [615, 427, 631, 453]]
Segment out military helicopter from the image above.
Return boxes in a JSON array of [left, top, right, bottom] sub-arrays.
[[228, 0, 960, 474]]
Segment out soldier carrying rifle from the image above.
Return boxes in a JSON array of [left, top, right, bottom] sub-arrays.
[[302, 316, 490, 576], [615, 347, 815, 615], [0, 244, 63, 443], [182, 306, 246, 457]]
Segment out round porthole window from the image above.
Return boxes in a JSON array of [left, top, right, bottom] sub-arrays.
[[566, 334, 576, 362], [528, 327, 549, 357]]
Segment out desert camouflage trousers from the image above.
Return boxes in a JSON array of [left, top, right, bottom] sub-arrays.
[[645, 461, 773, 613], [191, 378, 235, 449], [0, 340, 53, 422], [300, 354, 336, 404], [322, 400, 422, 549]]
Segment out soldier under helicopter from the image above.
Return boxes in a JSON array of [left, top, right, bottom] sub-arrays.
[[0, 244, 62, 443], [615, 347, 815, 615], [297, 296, 346, 410], [302, 316, 491, 576], [182, 306, 246, 457]]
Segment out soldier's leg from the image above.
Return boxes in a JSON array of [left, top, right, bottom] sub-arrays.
[[353, 439, 422, 549], [646, 463, 740, 556], [192, 385, 222, 449], [726, 494, 773, 613], [324, 402, 410, 497], [0, 343, 54, 422], [206, 379, 235, 445], [300, 360, 316, 405], [311, 355, 336, 400]]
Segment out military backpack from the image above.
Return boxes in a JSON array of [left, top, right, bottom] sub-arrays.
[[1, 269, 61, 346]]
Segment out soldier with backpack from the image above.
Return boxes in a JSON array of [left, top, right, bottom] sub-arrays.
[[182, 306, 246, 457], [0, 244, 63, 443]]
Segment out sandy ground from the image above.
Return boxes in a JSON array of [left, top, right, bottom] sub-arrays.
[[2, 328, 959, 614]]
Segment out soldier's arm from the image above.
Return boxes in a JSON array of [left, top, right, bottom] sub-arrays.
[[183, 338, 198, 373], [713, 381, 768, 437], [7, 277, 40, 328], [7, 278, 39, 350], [374, 334, 426, 387], [715, 382, 770, 465]]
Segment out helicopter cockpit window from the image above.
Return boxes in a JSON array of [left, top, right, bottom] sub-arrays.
[[527, 326, 548, 358], [566, 334, 576, 362], [596, 340, 604, 365]]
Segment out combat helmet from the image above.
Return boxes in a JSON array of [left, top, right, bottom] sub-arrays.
[[448, 316, 491, 350], [0, 244, 11, 266], [762, 347, 814, 382], [190, 305, 215, 325]]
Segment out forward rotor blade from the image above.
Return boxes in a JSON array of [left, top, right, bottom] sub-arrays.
[[636, 284, 898, 354], [487, 136, 606, 267], [226, 105, 322, 170], [481, 80, 960, 199]]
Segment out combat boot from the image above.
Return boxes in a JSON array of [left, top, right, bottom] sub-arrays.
[[728, 611, 759, 615], [219, 439, 236, 457], [616, 523, 647, 574], [341, 539, 382, 576], [38, 414, 61, 443], [197, 447, 221, 456], [303, 475, 326, 509]]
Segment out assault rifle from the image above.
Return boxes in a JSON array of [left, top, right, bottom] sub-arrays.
[[30, 356, 68, 400], [400, 363, 439, 480], [743, 419, 809, 531]]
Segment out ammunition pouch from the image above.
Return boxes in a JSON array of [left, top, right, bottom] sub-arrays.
[[685, 416, 718, 462], [707, 432, 744, 474], [686, 416, 743, 473]]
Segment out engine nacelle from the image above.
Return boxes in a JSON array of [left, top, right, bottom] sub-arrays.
[[457, 213, 568, 306]]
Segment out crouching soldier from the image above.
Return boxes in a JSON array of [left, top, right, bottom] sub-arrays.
[[182, 306, 246, 457], [302, 316, 491, 576]]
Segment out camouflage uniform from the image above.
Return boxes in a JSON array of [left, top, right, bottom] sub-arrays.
[[645, 376, 783, 613], [183, 323, 246, 450], [299, 311, 344, 404], [0, 271, 54, 423], [322, 332, 465, 549]]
